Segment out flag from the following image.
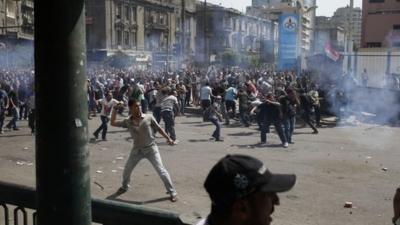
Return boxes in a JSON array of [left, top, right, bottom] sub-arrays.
[[325, 42, 340, 61]]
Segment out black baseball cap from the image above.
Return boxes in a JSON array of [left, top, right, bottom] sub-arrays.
[[204, 154, 296, 208]]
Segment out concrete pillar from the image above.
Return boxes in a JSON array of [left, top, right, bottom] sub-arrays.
[[35, 0, 91, 224], [137, 6, 145, 51]]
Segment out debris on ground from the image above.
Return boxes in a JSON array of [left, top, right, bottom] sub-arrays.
[[94, 181, 104, 191], [344, 202, 353, 208], [16, 161, 33, 166]]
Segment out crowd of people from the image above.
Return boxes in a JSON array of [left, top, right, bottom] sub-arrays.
[[84, 65, 326, 148], [1, 64, 383, 145], [0, 69, 35, 134], [2, 65, 398, 138]]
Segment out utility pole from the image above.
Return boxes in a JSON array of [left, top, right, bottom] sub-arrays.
[[347, 0, 354, 71], [204, 0, 208, 66], [181, 0, 186, 65], [35, 0, 91, 225], [15, 0, 21, 33]]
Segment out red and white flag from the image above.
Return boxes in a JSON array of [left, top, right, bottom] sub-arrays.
[[325, 42, 340, 61]]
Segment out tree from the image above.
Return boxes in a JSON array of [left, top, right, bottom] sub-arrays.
[[221, 50, 239, 67], [104, 51, 134, 68]]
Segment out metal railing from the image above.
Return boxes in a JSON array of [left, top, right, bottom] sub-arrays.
[[0, 181, 188, 225]]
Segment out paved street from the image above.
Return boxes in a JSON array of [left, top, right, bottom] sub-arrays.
[[0, 112, 399, 225]]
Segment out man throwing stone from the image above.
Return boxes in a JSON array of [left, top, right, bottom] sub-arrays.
[[110, 98, 178, 202]]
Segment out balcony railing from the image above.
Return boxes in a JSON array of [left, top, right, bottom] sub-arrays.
[[145, 23, 169, 31], [22, 0, 34, 8], [0, 181, 188, 225]]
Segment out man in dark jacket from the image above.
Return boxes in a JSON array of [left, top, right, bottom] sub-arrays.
[[252, 93, 288, 148], [299, 92, 318, 134], [0, 83, 9, 134], [279, 89, 300, 144]]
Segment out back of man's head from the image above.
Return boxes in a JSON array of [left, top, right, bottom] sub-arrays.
[[204, 154, 296, 216]]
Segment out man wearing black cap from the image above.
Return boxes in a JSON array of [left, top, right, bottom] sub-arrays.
[[200, 154, 296, 225], [394, 186, 400, 225]]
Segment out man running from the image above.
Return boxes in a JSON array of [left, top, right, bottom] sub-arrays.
[[93, 91, 120, 141]]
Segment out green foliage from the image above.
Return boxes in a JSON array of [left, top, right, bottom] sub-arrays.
[[221, 50, 240, 67], [104, 51, 134, 69], [239, 54, 260, 68]]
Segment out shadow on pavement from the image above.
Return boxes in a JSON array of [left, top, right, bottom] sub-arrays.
[[0, 134, 33, 138], [179, 121, 203, 125], [192, 123, 212, 127], [107, 130, 128, 134], [187, 139, 211, 143], [106, 190, 170, 205], [231, 143, 284, 149], [227, 132, 257, 137], [89, 138, 104, 144]]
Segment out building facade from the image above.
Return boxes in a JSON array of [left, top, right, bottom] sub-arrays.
[[195, 2, 277, 65], [314, 16, 346, 53], [361, 0, 400, 48], [0, 0, 34, 40], [85, 0, 196, 69], [252, 0, 268, 7], [171, 0, 197, 65], [246, 0, 317, 54], [0, 0, 34, 67], [330, 6, 362, 49]]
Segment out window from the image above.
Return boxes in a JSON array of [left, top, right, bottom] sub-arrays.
[[369, 0, 384, 3], [160, 13, 165, 25], [393, 24, 400, 30], [116, 30, 122, 46], [125, 6, 130, 21], [366, 42, 381, 48], [116, 3, 122, 19], [132, 32, 137, 47], [124, 31, 130, 47], [132, 8, 137, 23]]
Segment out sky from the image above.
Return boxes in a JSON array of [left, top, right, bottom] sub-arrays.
[[206, 0, 363, 17]]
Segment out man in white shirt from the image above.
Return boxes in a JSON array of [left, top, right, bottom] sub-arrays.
[[160, 88, 180, 141], [93, 92, 120, 141], [200, 82, 215, 122]]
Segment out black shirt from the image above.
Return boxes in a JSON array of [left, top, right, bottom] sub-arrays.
[[258, 101, 281, 122], [279, 96, 297, 118], [299, 94, 312, 113]]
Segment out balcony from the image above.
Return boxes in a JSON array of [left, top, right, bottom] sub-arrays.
[[6, 17, 17, 26], [115, 19, 126, 29], [21, 0, 34, 8], [128, 23, 138, 31], [223, 26, 232, 32], [145, 23, 169, 31], [22, 17, 34, 25]]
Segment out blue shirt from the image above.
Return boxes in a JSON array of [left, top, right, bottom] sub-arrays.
[[0, 90, 7, 109], [224, 87, 237, 101]]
